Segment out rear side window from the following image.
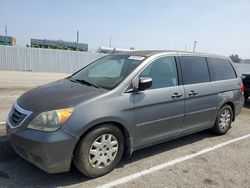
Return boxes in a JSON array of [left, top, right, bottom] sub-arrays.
[[207, 58, 237, 81], [180, 56, 210, 85]]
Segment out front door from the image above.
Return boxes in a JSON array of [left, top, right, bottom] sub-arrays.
[[133, 56, 185, 148]]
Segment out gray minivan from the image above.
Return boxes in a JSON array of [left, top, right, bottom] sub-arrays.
[[6, 51, 244, 177]]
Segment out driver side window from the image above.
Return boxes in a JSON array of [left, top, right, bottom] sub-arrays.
[[140, 56, 178, 90]]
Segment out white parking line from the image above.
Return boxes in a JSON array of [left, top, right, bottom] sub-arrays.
[[0, 122, 6, 125], [97, 134, 250, 188]]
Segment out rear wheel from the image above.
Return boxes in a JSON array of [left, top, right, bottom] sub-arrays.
[[74, 124, 124, 177], [212, 105, 233, 135]]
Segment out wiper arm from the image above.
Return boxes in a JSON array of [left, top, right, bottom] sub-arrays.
[[75, 79, 101, 89], [68, 76, 77, 83]]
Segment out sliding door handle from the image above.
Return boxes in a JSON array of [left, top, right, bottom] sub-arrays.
[[188, 90, 198, 96]]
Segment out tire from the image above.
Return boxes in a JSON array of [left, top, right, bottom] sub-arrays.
[[212, 105, 233, 135], [73, 124, 125, 178]]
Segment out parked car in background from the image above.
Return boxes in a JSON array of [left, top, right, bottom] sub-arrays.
[[6, 51, 244, 178], [242, 74, 250, 101]]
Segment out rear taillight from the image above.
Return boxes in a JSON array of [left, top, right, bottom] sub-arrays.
[[240, 83, 244, 93]]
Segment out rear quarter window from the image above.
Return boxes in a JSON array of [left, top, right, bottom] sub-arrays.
[[207, 58, 237, 81]]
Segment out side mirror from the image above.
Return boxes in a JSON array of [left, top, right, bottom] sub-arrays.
[[139, 77, 152, 91]]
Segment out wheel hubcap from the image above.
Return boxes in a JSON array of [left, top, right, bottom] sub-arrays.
[[89, 134, 118, 169], [219, 109, 231, 130]]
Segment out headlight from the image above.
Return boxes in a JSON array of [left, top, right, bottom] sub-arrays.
[[27, 108, 75, 132]]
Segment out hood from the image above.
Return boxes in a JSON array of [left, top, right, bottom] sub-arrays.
[[17, 78, 107, 112]]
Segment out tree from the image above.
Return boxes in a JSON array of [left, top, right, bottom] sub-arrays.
[[229, 54, 241, 63]]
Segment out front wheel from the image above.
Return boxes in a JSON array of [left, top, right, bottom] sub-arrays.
[[74, 124, 124, 177], [212, 105, 233, 135]]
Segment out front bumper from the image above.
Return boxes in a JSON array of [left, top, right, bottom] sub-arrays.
[[6, 125, 78, 173]]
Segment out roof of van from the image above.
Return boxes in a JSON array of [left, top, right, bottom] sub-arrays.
[[117, 50, 228, 59]]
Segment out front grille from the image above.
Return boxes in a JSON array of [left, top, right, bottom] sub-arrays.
[[7, 103, 32, 129], [9, 107, 27, 127]]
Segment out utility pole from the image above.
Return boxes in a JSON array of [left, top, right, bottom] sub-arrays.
[[185, 44, 187, 52], [5, 25, 7, 36], [109, 36, 111, 48], [76, 31, 79, 43], [193, 41, 197, 52]]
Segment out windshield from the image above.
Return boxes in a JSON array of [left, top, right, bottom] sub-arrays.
[[70, 55, 144, 90]]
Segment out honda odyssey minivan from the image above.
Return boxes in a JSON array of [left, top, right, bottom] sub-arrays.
[[6, 51, 244, 177]]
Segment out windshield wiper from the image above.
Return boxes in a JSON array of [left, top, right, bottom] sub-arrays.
[[75, 79, 101, 89], [68, 76, 77, 83]]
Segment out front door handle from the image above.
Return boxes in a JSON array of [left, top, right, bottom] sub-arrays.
[[172, 92, 183, 98], [188, 90, 198, 96]]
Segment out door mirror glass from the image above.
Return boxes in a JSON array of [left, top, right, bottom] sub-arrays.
[[139, 77, 152, 91]]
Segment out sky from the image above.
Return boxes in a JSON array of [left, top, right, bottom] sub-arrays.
[[1, 0, 250, 58]]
